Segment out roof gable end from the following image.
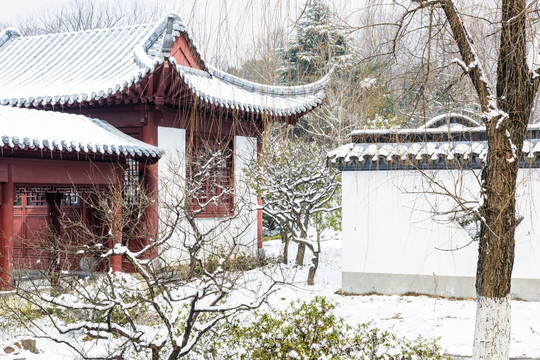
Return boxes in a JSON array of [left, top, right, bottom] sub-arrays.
[[0, 28, 21, 49]]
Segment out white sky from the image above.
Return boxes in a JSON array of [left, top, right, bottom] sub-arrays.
[[0, 0, 357, 66]]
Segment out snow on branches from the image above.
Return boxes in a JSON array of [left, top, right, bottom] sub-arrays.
[[248, 137, 340, 285], [9, 148, 278, 360]]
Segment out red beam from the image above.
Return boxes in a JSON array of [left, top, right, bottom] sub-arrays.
[[0, 158, 123, 185]]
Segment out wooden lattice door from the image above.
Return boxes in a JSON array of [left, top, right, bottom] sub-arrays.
[[12, 186, 85, 271], [13, 188, 50, 270]]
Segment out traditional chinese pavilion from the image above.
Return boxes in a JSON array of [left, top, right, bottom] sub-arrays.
[[0, 13, 327, 282]]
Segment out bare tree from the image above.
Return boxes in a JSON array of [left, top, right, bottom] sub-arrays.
[[13, 0, 163, 35], [6, 148, 278, 359], [249, 135, 340, 285]]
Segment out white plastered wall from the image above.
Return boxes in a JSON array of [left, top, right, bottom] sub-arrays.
[[342, 168, 540, 300], [157, 126, 258, 265]]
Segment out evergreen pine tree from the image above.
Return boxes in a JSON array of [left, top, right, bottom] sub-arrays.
[[280, 0, 348, 83]]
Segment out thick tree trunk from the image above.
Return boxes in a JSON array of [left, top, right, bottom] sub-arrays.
[[474, 128, 519, 359], [473, 0, 533, 358]]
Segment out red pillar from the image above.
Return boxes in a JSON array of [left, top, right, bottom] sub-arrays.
[[141, 109, 159, 255], [0, 165, 14, 289], [109, 180, 123, 273]]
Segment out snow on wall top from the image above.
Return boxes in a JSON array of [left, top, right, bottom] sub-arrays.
[[329, 115, 540, 170], [175, 62, 328, 117], [0, 106, 163, 161], [0, 13, 328, 117], [416, 112, 481, 130]]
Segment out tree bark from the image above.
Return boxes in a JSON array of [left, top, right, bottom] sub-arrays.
[[281, 230, 290, 264], [472, 0, 533, 358], [413, 0, 536, 357], [295, 242, 306, 266], [307, 253, 319, 286]]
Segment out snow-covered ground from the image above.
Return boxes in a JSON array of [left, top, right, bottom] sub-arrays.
[[2, 230, 540, 359], [263, 231, 540, 359]]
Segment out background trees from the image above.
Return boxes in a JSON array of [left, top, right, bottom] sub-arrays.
[[279, 0, 349, 83], [15, 0, 162, 35], [249, 136, 340, 285]]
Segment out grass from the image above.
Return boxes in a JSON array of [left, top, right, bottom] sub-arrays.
[[263, 234, 281, 241], [0, 294, 44, 320], [334, 290, 475, 301]]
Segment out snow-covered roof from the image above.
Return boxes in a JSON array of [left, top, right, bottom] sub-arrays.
[[0, 106, 163, 161], [417, 112, 482, 130], [0, 14, 190, 108], [175, 63, 328, 117], [330, 120, 540, 170], [330, 141, 488, 169], [0, 13, 327, 117]]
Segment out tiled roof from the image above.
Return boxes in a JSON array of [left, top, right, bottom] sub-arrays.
[[0, 106, 163, 161], [330, 140, 490, 169], [417, 113, 481, 130], [329, 119, 540, 170], [0, 15, 185, 108], [0, 13, 327, 117], [175, 63, 328, 117]]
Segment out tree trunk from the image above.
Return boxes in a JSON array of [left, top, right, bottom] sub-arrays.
[[307, 252, 319, 286], [473, 0, 533, 358], [281, 230, 289, 264], [295, 242, 306, 266], [474, 128, 519, 359], [307, 227, 322, 285]]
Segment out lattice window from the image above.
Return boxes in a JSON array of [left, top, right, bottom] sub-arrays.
[[27, 191, 47, 206], [14, 185, 89, 207], [454, 211, 524, 241], [14, 187, 24, 206], [123, 158, 141, 205], [187, 134, 234, 216], [61, 192, 80, 207]]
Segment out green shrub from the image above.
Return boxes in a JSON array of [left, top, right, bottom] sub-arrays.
[[201, 297, 450, 360], [202, 253, 262, 273]]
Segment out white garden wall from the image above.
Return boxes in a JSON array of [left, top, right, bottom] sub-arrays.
[[342, 168, 540, 300]]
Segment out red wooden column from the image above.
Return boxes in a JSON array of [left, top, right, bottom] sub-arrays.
[[141, 109, 159, 255], [0, 164, 14, 289], [109, 179, 123, 273], [47, 192, 63, 287]]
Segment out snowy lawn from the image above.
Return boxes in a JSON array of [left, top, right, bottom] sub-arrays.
[[263, 231, 540, 359], [2, 230, 540, 359]]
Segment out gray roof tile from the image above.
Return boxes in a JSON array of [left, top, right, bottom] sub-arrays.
[[0, 106, 163, 161], [0, 13, 328, 117]]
